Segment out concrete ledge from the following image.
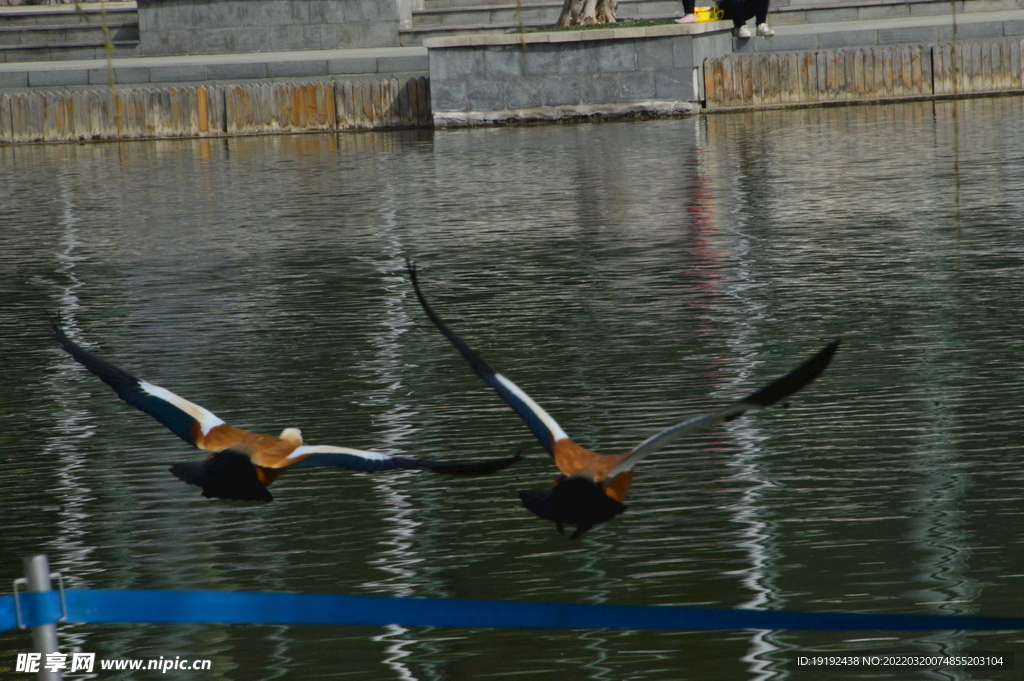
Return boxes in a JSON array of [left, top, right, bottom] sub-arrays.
[[0, 48, 428, 92], [423, 21, 732, 48], [755, 9, 1024, 51], [433, 99, 695, 127]]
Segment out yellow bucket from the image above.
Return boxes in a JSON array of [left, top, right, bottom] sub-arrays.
[[695, 6, 724, 21]]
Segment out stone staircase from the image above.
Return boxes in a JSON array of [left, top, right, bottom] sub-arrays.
[[398, 0, 1024, 45], [0, 1, 139, 63], [400, 0, 683, 46]]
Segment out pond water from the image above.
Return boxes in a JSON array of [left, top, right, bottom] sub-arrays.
[[2, 96, 1024, 680]]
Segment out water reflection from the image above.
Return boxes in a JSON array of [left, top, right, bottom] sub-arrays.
[[3, 97, 1024, 680]]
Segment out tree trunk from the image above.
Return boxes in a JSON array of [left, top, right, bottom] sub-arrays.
[[556, 0, 617, 27]]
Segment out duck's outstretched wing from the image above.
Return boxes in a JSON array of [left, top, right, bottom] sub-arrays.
[[280, 445, 522, 476], [52, 318, 239, 451], [408, 261, 568, 457], [608, 340, 840, 478]]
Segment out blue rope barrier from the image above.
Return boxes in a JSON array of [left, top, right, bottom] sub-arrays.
[[3, 589, 1023, 633]]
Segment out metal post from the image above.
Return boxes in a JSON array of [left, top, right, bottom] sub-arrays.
[[23, 555, 62, 681]]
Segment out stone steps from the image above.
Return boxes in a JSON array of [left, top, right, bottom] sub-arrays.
[[400, 0, 1024, 45], [769, 0, 1024, 26], [401, 0, 681, 45], [0, 2, 139, 63]]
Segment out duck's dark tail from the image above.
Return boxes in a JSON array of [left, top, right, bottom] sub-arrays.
[[519, 476, 627, 539]]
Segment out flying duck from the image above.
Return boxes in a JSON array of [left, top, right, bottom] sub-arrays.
[[51, 319, 521, 502], [408, 262, 839, 538]]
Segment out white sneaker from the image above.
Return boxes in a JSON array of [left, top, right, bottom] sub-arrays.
[[736, 25, 751, 38], [756, 23, 775, 36]]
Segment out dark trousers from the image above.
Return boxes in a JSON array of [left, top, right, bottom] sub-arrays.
[[718, 0, 770, 27], [682, 0, 695, 13]]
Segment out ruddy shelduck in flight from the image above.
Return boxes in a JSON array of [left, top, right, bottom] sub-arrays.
[[52, 318, 521, 502], [408, 261, 839, 538]]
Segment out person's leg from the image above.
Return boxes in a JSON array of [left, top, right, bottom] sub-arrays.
[[753, 0, 774, 35], [674, 0, 697, 23], [753, 0, 770, 25], [719, 0, 746, 29]]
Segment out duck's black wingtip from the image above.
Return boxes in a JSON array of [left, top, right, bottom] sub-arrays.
[[422, 452, 525, 476]]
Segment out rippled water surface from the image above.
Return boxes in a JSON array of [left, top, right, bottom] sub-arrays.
[[2, 97, 1024, 680]]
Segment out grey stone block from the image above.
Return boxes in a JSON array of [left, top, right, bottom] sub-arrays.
[[227, 1, 255, 27], [149, 64, 208, 83], [320, 0, 347, 24], [268, 60, 329, 78], [140, 28, 172, 56], [467, 77, 505, 111], [539, 75, 580, 106], [303, 24, 325, 50], [291, 0, 311, 24], [364, 0, 400, 22], [654, 68, 694, 101], [580, 73, 621, 104], [115, 67, 152, 84], [1005, 20, 1024, 37], [619, 70, 657, 102], [729, 35, 755, 52], [0, 71, 29, 88], [231, 29, 262, 55], [329, 57, 378, 75], [673, 37, 696, 68], [819, 29, 879, 49], [594, 40, 636, 72], [692, 33, 734, 62], [754, 33, 819, 52], [359, 21, 400, 48], [432, 79, 468, 112], [169, 1, 199, 29], [159, 29, 192, 56], [856, 4, 910, 21], [558, 43, 598, 75], [505, 77, 545, 109], [939, 22, 1005, 41], [378, 55, 428, 74], [433, 48, 486, 80], [907, 2, 957, 17], [206, 2, 237, 29], [344, 0, 367, 23], [333, 24, 360, 51], [254, 0, 293, 26], [87, 68, 116, 84], [635, 36, 674, 70], [878, 27, 939, 45], [521, 44, 560, 76], [484, 47, 523, 78], [207, 62, 269, 81], [28, 69, 90, 87], [803, 7, 858, 23]]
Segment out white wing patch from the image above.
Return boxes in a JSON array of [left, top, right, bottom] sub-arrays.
[[285, 445, 393, 461], [495, 373, 569, 443], [140, 381, 226, 435]]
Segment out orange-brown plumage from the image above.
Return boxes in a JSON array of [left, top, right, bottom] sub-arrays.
[[51, 317, 522, 502], [409, 261, 839, 538]]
